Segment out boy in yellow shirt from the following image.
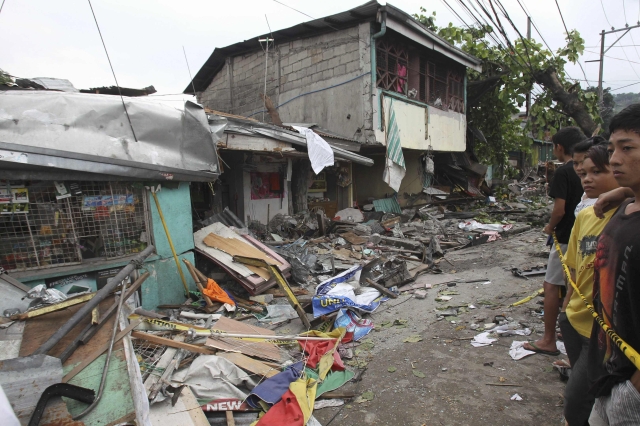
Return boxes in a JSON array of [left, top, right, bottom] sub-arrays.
[[559, 143, 620, 426]]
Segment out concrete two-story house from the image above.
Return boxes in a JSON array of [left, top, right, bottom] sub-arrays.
[[186, 1, 482, 218]]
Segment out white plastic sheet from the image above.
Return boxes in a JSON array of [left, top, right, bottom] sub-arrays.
[[471, 332, 497, 347], [458, 220, 514, 233], [293, 126, 334, 174], [170, 355, 258, 401]]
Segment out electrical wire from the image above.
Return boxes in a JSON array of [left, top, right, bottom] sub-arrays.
[[86, 0, 138, 142], [272, 0, 369, 47], [622, 0, 640, 63], [584, 49, 640, 65], [610, 81, 640, 91], [600, 0, 614, 29], [0, 0, 6, 16], [553, 0, 591, 85]]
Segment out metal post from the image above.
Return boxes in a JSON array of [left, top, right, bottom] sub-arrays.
[[598, 30, 605, 107], [33, 245, 155, 356]]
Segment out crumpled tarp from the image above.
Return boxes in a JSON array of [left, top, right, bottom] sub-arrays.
[[170, 355, 257, 401], [247, 362, 304, 408], [203, 278, 235, 306]]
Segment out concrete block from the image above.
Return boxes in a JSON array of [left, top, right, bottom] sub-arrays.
[[328, 57, 340, 69], [321, 69, 334, 80], [334, 44, 347, 56], [414, 290, 428, 299], [311, 72, 323, 83], [301, 57, 312, 69], [283, 64, 293, 75], [292, 61, 302, 72], [322, 48, 335, 61], [346, 61, 361, 73], [334, 64, 347, 76]]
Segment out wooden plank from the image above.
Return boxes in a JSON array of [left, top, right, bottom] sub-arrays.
[[409, 264, 432, 278], [216, 352, 279, 378], [62, 319, 142, 383], [365, 278, 398, 299], [213, 316, 275, 336], [10, 293, 95, 321], [226, 410, 236, 426], [149, 386, 209, 426], [130, 331, 217, 355], [246, 264, 272, 280], [203, 234, 280, 266], [206, 317, 284, 363]]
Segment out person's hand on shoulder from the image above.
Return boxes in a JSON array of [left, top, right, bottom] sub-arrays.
[[594, 187, 633, 218]]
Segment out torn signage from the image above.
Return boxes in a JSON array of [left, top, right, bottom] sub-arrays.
[[312, 266, 388, 317], [200, 398, 253, 412]]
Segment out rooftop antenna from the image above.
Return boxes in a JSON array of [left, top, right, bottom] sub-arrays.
[[260, 15, 274, 122], [183, 45, 197, 99]]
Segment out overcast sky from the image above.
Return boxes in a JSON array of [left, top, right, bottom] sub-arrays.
[[2, 0, 639, 107]]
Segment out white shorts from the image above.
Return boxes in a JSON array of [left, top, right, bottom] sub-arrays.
[[595, 380, 640, 425], [544, 243, 568, 286]]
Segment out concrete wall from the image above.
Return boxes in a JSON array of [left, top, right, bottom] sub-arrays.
[[375, 95, 466, 152], [198, 24, 375, 142]]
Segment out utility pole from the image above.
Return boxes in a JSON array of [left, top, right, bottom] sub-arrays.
[[526, 16, 532, 116], [587, 23, 640, 107]]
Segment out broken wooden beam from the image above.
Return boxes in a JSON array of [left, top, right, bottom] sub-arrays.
[[365, 278, 398, 299]]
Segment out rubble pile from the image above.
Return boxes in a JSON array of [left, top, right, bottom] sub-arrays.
[[0, 183, 554, 425]]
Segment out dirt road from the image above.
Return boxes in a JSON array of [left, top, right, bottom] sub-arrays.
[[306, 229, 567, 426]]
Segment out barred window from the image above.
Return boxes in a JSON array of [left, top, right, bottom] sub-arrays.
[[376, 40, 409, 96], [376, 38, 466, 114], [0, 181, 151, 272]]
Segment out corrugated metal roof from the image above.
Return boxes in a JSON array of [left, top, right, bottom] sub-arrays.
[[185, 1, 481, 93]]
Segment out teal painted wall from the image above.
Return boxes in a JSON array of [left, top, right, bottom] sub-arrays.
[[140, 251, 196, 310], [149, 182, 194, 258]]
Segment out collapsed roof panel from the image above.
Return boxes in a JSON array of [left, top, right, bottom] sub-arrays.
[[0, 91, 220, 182]]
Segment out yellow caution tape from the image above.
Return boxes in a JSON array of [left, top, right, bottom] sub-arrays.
[[553, 233, 640, 370], [129, 314, 296, 345], [509, 288, 545, 307]]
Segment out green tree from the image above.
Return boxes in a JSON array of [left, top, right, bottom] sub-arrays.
[[0, 69, 12, 85], [413, 8, 601, 167]]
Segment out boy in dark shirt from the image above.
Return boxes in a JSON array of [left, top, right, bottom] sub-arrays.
[[525, 126, 585, 355], [589, 104, 640, 424]]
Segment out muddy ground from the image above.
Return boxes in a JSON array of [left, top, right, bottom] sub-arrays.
[[286, 228, 569, 426]]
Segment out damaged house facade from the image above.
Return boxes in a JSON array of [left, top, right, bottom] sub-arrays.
[[186, 0, 482, 220]]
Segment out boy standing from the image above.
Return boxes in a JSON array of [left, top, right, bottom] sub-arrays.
[[560, 143, 620, 426], [525, 127, 585, 355], [589, 104, 640, 425]]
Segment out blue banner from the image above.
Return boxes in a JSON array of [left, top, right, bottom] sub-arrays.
[[312, 265, 388, 317]]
